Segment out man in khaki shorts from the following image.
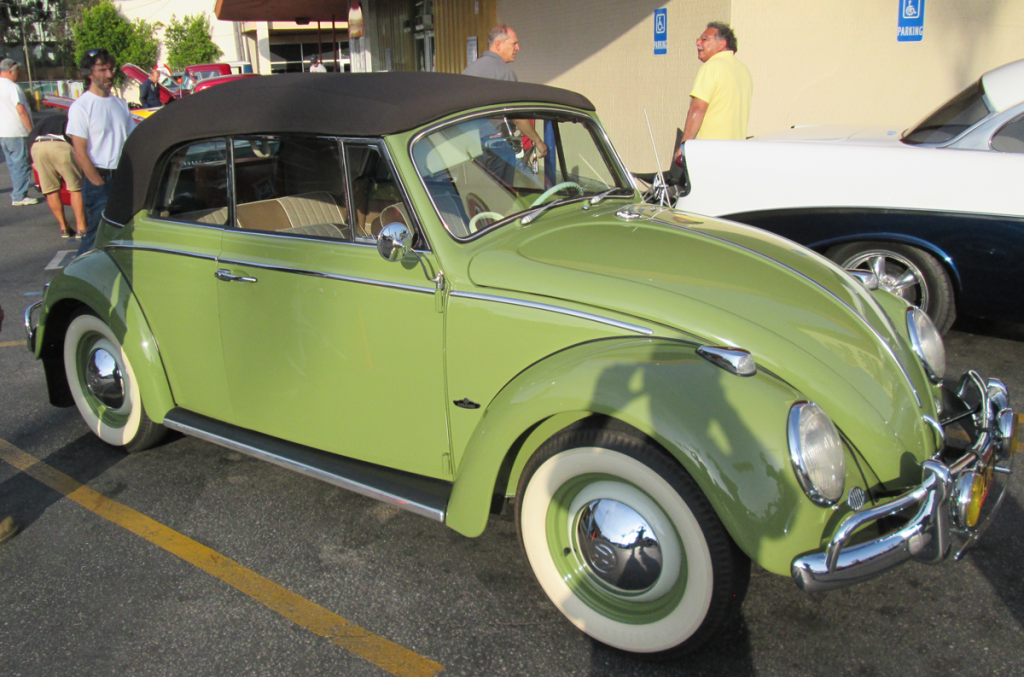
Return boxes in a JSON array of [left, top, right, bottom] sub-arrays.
[[29, 112, 86, 238]]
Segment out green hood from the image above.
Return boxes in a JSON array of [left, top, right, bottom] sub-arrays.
[[467, 203, 936, 478]]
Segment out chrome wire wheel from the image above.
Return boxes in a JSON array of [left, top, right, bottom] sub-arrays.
[[516, 426, 749, 658]]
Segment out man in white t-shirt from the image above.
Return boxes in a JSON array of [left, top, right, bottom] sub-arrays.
[[67, 48, 135, 254], [0, 58, 40, 206]]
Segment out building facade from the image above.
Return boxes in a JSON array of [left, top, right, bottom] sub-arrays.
[[206, 0, 1024, 170]]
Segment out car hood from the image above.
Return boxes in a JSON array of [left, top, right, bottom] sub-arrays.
[[753, 124, 906, 145], [467, 203, 933, 469]]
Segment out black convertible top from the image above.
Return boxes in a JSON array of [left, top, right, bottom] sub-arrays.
[[106, 72, 595, 223]]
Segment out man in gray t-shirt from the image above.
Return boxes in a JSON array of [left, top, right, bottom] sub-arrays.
[[463, 26, 547, 183], [463, 25, 520, 81]]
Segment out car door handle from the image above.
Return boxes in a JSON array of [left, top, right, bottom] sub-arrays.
[[215, 269, 258, 283]]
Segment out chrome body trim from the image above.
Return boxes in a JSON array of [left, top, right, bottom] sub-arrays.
[[408, 106, 637, 242], [646, 206, 924, 407], [697, 346, 757, 376], [215, 258, 435, 294], [103, 243, 220, 262], [792, 370, 1014, 593], [449, 290, 654, 335], [162, 411, 448, 522], [24, 300, 42, 352]]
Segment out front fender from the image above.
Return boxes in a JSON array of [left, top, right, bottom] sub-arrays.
[[35, 250, 175, 422], [445, 337, 846, 576]]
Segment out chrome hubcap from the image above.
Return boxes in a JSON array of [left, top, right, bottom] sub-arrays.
[[843, 251, 929, 309], [85, 348, 124, 408], [575, 498, 663, 593]]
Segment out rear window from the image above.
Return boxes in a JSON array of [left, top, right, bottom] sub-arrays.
[[902, 80, 992, 145]]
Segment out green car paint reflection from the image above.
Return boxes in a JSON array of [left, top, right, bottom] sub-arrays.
[[26, 73, 1014, 659]]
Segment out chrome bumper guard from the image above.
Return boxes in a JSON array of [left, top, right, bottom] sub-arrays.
[[792, 372, 1016, 593], [24, 300, 42, 353]]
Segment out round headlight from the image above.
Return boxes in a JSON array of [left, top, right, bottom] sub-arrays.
[[906, 307, 945, 383], [788, 402, 846, 506]]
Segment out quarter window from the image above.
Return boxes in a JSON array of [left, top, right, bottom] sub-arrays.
[[991, 113, 1024, 153], [153, 139, 229, 225], [232, 135, 350, 240], [345, 143, 416, 245]]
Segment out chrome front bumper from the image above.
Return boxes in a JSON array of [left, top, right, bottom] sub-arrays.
[[24, 299, 42, 353], [792, 372, 1017, 593]]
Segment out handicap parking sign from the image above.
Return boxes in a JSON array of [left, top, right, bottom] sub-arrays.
[[654, 9, 668, 55], [898, 0, 925, 42]]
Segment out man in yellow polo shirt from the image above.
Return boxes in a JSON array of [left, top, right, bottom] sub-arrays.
[[673, 22, 752, 163]]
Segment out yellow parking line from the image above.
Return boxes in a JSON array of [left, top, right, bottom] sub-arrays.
[[0, 340, 26, 348], [0, 439, 444, 677]]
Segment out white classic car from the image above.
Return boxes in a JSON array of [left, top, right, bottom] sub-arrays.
[[670, 58, 1024, 333]]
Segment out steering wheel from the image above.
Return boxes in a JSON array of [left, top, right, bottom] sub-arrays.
[[468, 211, 505, 233], [529, 181, 584, 207]]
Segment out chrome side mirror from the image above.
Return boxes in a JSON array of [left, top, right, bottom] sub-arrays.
[[377, 223, 414, 262]]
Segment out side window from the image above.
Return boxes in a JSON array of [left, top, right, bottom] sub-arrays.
[[992, 113, 1024, 153], [153, 139, 229, 225], [232, 135, 350, 240], [345, 143, 415, 245]]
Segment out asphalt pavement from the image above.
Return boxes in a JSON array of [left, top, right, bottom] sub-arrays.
[[1, 155, 1022, 677]]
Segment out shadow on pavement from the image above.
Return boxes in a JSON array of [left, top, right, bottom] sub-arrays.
[[951, 317, 1024, 343], [0, 433, 128, 532]]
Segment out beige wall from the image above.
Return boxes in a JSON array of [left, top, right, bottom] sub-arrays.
[[499, 0, 730, 171], [497, 0, 1024, 172], [733, 0, 1024, 135]]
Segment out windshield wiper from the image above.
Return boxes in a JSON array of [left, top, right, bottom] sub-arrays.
[[520, 195, 585, 225], [589, 187, 635, 205]]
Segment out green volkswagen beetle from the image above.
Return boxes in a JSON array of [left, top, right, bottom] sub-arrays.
[[25, 73, 1017, 658]]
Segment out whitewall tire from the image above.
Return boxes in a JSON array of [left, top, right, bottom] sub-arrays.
[[516, 425, 749, 658], [63, 311, 165, 452]]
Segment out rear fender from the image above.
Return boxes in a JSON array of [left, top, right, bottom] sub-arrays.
[[445, 337, 839, 575], [36, 251, 175, 421]]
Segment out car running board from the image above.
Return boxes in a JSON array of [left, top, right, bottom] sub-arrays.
[[162, 408, 452, 522]]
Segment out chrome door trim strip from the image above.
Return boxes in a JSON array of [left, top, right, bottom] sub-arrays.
[[216, 257, 435, 294], [103, 243, 219, 262], [646, 209, 923, 407], [162, 417, 446, 522], [450, 290, 654, 335]]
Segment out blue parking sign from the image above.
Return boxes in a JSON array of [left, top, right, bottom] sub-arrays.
[[897, 0, 925, 42], [654, 9, 668, 55]]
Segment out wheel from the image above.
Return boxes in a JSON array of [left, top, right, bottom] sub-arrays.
[[516, 425, 749, 658], [828, 241, 956, 333], [529, 181, 584, 207], [64, 310, 166, 452]]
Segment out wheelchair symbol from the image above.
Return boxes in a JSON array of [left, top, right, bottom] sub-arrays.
[[655, 13, 667, 34]]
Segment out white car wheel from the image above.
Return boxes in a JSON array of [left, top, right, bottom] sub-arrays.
[[64, 312, 164, 451], [516, 426, 749, 657]]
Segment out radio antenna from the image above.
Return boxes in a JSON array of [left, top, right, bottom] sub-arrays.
[[643, 106, 669, 207]]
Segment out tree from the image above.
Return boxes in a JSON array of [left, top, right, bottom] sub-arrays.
[[164, 13, 221, 71], [72, 0, 158, 85]]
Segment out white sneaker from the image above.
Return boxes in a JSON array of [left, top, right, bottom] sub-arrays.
[[12, 197, 40, 206]]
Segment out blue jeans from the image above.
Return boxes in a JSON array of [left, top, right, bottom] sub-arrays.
[[78, 175, 112, 255], [1, 136, 33, 202]]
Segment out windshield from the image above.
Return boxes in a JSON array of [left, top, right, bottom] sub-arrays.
[[902, 79, 992, 145], [411, 111, 632, 239]]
